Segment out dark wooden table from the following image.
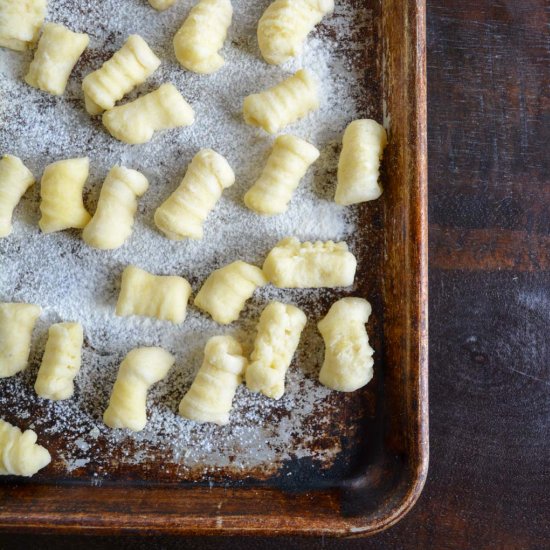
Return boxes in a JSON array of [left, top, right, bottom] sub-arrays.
[[2, 1, 548, 548]]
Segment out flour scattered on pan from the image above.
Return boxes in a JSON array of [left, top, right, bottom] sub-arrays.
[[0, 0, 368, 480]]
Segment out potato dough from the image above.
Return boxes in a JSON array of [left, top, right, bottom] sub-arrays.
[[318, 297, 374, 391], [0, 0, 47, 51], [178, 335, 247, 425], [149, 0, 177, 10], [245, 301, 307, 399]]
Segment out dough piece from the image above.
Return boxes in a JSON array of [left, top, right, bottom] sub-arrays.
[[173, 0, 232, 74], [245, 301, 306, 399], [103, 347, 174, 431], [178, 335, 247, 425], [244, 135, 319, 215], [34, 322, 83, 400], [263, 236, 356, 288], [154, 149, 234, 240], [0, 303, 41, 378], [0, 155, 35, 238], [149, 0, 176, 10], [243, 69, 318, 134], [116, 265, 192, 324], [82, 166, 148, 250], [194, 261, 267, 324], [258, 0, 334, 65], [102, 83, 194, 144], [335, 119, 388, 205], [0, 419, 51, 476], [82, 35, 161, 114], [0, 0, 47, 51], [39, 158, 91, 233], [25, 23, 89, 96], [318, 298, 374, 391]]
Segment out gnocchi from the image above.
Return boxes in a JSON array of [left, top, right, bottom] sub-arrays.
[[258, 0, 334, 65], [243, 69, 319, 134], [82, 35, 161, 115], [194, 261, 267, 324], [102, 83, 195, 144], [154, 149, 235, 240], [244, 135, 319, 215], [0, 0, 46, 51], [39, 158, 91, 234], [25, 23, 89, 96], [178, 335, 247, 425], [149, 0, 176, 10], [0, 419, 51, 477], [34, 322, 83, 401], [82, 166, 149, 250], [318, 298, 374, 392], [0, 303, 41, 379], [173, 0, 233, 74], [103, 347, 174, 432], [245, 301, 306, 399], [335, 119, 388, 205], [116, 265, 192, 324], [0, 155, 35, 238], [263, 237, 357, 288]]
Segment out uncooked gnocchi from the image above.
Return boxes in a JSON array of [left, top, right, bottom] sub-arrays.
[[103, 347, 174, 432], [0, 0, 47, 51], [244, 135, 319, 215], [243, 69, 319, 134], [82, 166, 149, 250], [173, 0, 233, 74], [0, 419, 51, 477], [149, 0, 176, 10], [318, 298, 374, 391], [263, 237, 357, 288], [258, 0, 334, 65], [178, 335, 247, 425], [335, 119, 388, 205], [25, 23, 89, 96], [116, 265, 192, 324], [194, 261, 267, 324], [39, 158, 91, 234], [102, 83, 195, 144], [0, 155, 35, 238], [0, 302, 41, 378], [154, 149, 235, 240], [82, 35, 161, 115], [245, 301, 306, 399], [34, 322, 83, 401]]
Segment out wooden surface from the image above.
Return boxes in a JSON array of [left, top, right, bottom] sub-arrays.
[[1, 0, 548, 547]]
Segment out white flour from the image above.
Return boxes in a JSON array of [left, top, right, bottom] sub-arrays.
[[0, 0, 376, 480]]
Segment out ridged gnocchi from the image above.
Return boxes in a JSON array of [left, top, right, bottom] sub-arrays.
[[103, 347, 174, 432], [263, 237, 357, 288], [0, 0, 47, 51], [335, 119, 388, 205], [154, 149, 235, 240], [25, 23, 89, 96], [0, 419, 51, 477], [0, 155, 35, 238], [178, 335, 247, 425], [245, 301, 306, 399], [82, 166, 149, 250], [0, 303, 41, 379], [116, 265, 192, 324], [243, 69, 319, 134], [39, 158, 91, 234], [34, 322, 83, 401], [194, 261, 267, 324], [258, 0, 334, 65], [102, 83, 195, 144], [173, 0, 233, 74], [149, 0, 176, 10], [82, 35, 161, 115], [318, 298, 374, 391], [244, 135, 319, 215]]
